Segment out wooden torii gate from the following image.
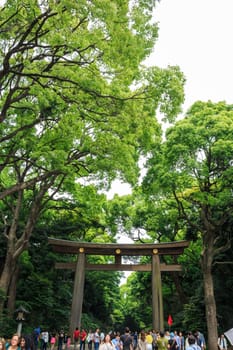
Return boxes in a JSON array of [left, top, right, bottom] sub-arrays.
[[48, 238, 189, 333]]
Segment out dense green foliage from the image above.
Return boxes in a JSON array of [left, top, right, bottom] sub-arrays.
[[122, 101, 233, 346], [0, 190, 123, 335], [0, 0, 184, 313], [0, 1, 233, 348]]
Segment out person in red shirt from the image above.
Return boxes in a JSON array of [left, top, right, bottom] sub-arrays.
[[73, 328, 80, 350], [80, 329, 87, 350]]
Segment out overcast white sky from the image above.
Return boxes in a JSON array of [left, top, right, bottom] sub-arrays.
[[149, 0, 233, 113]]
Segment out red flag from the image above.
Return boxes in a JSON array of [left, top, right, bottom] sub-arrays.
[[168, 314, 173, 326]]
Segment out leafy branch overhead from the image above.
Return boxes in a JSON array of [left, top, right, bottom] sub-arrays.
[[0, 0, 185, 316]]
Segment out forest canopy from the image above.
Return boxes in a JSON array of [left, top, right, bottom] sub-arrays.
[[1, 2, 233, 349], [0, 0, 184, 317]]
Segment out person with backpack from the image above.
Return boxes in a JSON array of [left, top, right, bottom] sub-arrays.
[[186, 335, 201, 350], [120, 328, 133, 350], [168, 333, 177, 350]]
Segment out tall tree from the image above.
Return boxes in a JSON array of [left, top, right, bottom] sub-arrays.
[[0, 0, 185, 314], [3, 184, 113, 318], [143, 101, 233, 349]]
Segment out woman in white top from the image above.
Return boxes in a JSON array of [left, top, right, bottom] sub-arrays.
[[137, 332, 147, 350], [218, 334, 227, 350], [99, 335, 115, 350]]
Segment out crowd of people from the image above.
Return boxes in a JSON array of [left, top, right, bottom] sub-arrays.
[[70, 327, 230, 350], [0, 326, 230, 350]]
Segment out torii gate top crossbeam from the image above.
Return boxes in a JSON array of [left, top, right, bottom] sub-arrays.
[[48, 238, 189, 256]]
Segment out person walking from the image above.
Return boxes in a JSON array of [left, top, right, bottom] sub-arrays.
[[19, 335, 35, 350], [93, 329, 100, 350], [178, 332, 184, 350], [218, 334, 228, 350], [145, 332, 153, 350], [156, 332, 168, 350], [73, 328, 80, 350], [133, 333, 138, 350], [137, 332, 147, 350], [120, 328, 133, 350], [194, 331, 206, 350], [41, 330, 49, 350], [112, 333, 122, 350], [167, 333, 177, 350], [173, 331, 180, 350], [99, 335, 115, 350], [80, 329, 87, 350], [50, 334, 56, 350], [6, 334, 21, 350], [57, 330, 64, 350], [0, 338, 6, 350], [186, 335, 201, 350], [66, 335, 71, 350], [86, 331, 93, 350], [151, 331, 157, 350], [33, 328, 41, 350]]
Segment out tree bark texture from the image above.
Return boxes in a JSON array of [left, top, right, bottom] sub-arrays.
[[0, 252, 17, 314], [201, 227, 218, 350], [7, 265, 20, 316]]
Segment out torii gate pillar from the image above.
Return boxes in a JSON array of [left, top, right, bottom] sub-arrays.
[[69, 252, 163, 333], [152, 252, 164, 330], [70, 251, 85, 331]]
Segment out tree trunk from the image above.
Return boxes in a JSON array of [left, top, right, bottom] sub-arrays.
[[202, 229, 218, 350], [0, 181, 51, 317], [0, 252, 17, 314], [172, 271, 187, 304], [7, 265, 20, 316]]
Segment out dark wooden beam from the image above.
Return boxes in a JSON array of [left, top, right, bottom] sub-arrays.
[[54, 262, 182, 272], [48, 238, 189, 256]]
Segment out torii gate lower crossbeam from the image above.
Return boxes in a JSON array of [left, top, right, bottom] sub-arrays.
[[48, 239, 189, 333]]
